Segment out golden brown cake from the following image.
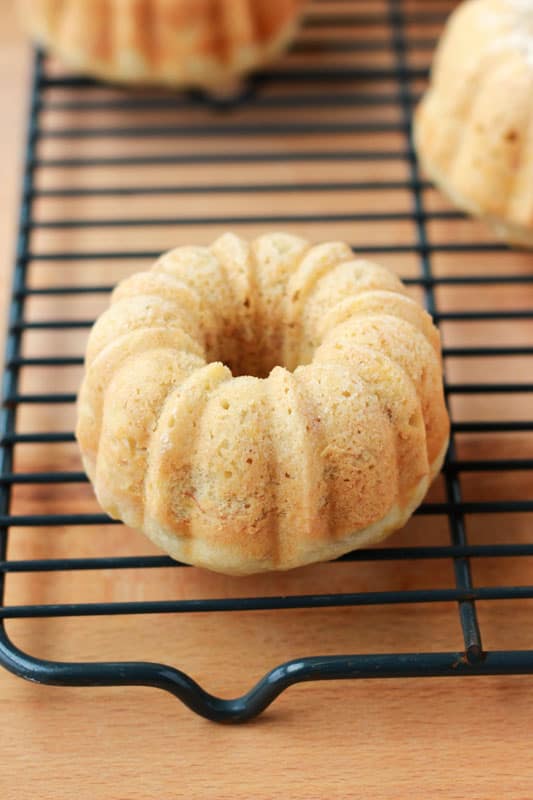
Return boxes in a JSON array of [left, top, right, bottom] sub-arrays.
[[414, 0, 533, 247], [76, 233, 449, 575], [18, 0, 305, 90]]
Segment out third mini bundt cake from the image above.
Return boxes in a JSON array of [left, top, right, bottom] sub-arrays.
[[18, 0, 306, 91], [76, 234, 449, 575], [414, 0, 533, 247]]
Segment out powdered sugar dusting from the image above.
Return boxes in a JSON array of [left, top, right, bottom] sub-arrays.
[[484, 0, 533, 69]]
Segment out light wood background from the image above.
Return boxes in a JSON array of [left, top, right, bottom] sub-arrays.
[[1, 1, 533, 797]]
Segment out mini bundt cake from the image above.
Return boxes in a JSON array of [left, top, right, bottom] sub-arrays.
[[76, 233, 449, 575], [18, 0, 305, 90], [414, 0, 533, 247]]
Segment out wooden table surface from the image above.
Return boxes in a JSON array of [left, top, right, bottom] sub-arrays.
[[1, 2, 533, 797]]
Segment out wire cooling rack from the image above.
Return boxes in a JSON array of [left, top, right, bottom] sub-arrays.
[[1, 0, 533, 723]]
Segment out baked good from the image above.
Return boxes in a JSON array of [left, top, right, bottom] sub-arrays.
[[76, 233, 449, 575], [414, 0, 533, 247], [18, 0, 305, 91]]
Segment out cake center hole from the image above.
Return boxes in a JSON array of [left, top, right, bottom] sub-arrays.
[[215, 302, 288, 380]]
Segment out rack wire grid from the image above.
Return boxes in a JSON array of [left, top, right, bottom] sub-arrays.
[[1, 0, 533, 724]]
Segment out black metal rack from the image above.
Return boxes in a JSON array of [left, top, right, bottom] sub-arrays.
[[1, 0, 532, 723]]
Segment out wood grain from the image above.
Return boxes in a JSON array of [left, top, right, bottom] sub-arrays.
[[1, 1, 533, 797]]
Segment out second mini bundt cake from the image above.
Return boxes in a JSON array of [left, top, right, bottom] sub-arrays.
[[414, 0, 533, 247], [76, 233, 449, 575]]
